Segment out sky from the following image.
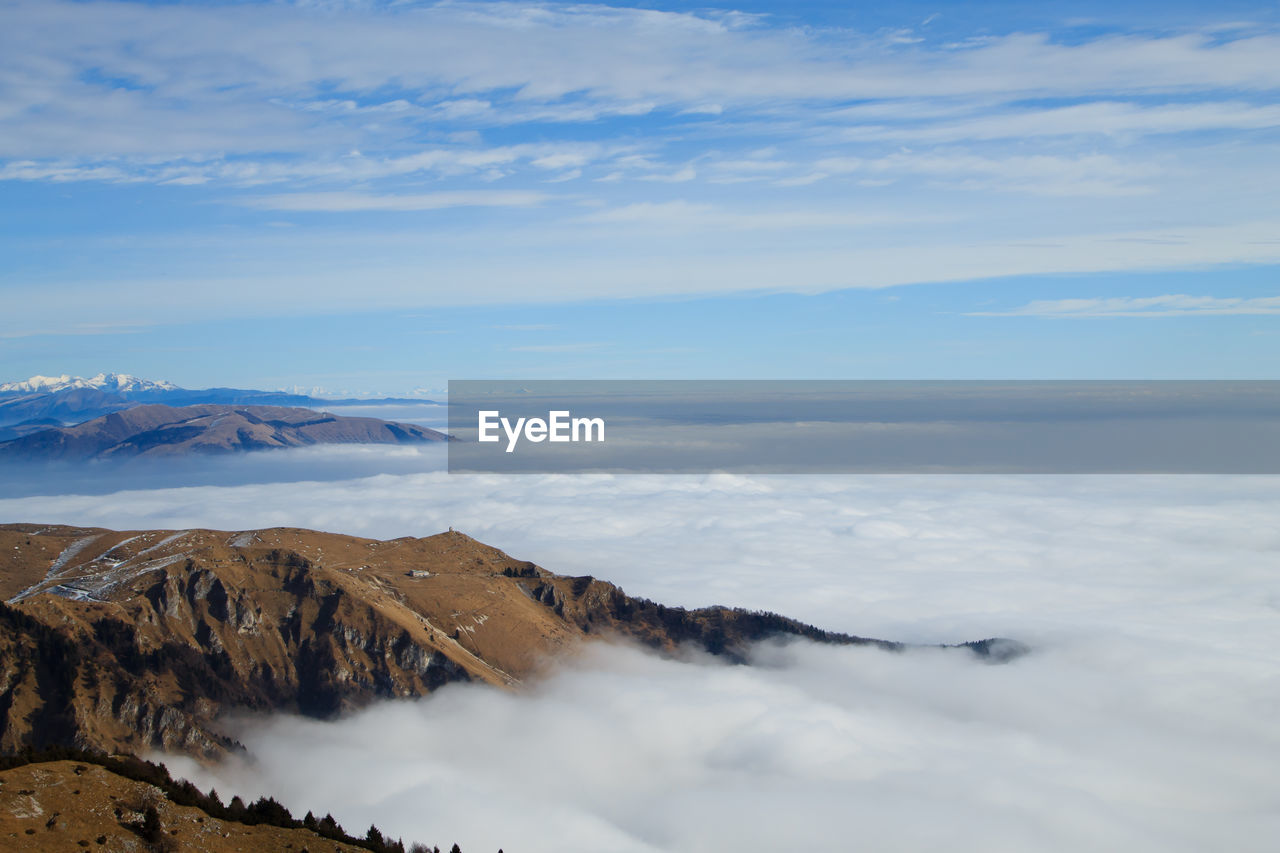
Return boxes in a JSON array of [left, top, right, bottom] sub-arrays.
[[2, 0, 1279, 392], [7, 459, 1277, 851]]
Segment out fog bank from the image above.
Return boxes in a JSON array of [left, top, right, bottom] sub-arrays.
[[6, 455, 1277, 849], [165, 635, 1279, 853]]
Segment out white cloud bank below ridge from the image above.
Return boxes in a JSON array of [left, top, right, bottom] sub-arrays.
[[4, 457, 1278, 850], [166, 637, 1278, 853]]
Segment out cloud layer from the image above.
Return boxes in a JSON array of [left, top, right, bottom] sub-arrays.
[[163, 634, 1279, 853], [78, 456, 1274, 852], [5, 453, 1280, 847], [6, 454, 1278, 641]]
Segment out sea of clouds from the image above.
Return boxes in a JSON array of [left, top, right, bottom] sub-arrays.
[[3, 446, 1278, 851]]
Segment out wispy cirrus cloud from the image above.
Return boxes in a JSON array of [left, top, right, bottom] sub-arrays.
[[5, 222, 1280, 342], [0, 322, 151, 340], [2, 0, 1279, 343], [971, 294, 1280, 318], [3, 1, 1279, 186], [578, 201, 945, 229], [807, 152, 1164, 196], [0, 142, 621, 188], [837, 100, 1280, 143], [242, 190, 551, 212], [509, 342, 607, 353]]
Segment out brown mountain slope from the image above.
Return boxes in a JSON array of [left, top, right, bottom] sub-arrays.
[[0, 759, 371, 853], [0, 524, 1019, 761], [0, 405, 448, 461]]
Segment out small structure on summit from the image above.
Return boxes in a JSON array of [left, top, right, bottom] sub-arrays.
[[408, 569, 431, 578]]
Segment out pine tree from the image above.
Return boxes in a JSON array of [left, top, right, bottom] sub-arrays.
[[228, 795, 247, 821], [141, 805, 163, 843]]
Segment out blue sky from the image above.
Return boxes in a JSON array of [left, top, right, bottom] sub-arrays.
[[1, 0, 1278, 393]]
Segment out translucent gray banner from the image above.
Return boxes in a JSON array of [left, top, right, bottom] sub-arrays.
[[447, 380, 1280, 474]]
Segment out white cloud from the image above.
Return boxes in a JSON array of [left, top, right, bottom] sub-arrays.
[[543, 168, 582, 183], [4, 1, 1280, 175], [430, 99, 493, 120], [242, 189, 551, 212], [972, 294, 1280, 317], [812, 151, 1164, 197], [531, 152, 593, 171], [0, 321, 149, 340], [709, 157, 791, 172], [163, 632, 1280, 853], [578, 201, 942, 230], [21, 462, 1269, 851], [5, 220, 1279, 337], [635, 165, 698, 183], [3, 2, 1280, 332], [509, 342, 606, 352], [839, 100, 1280, 143], [5, 461, 1278, 643], [0, 142, 620, 188]]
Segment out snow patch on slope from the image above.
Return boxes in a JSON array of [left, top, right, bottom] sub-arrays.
[[8, 535, 102, 603]]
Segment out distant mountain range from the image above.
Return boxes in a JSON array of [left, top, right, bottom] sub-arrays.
[[0, 373, 181, 395], [0, 373, 440, 440], [0, 404, 449, 462]]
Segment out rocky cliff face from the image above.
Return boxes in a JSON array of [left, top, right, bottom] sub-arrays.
[[0, 524, 1019, 761]]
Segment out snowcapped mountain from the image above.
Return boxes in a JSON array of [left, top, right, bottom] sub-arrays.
[[0, 373, 439, 436], [0, 373, 181, 394]]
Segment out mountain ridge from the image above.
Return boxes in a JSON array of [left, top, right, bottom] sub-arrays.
[[0, 523, 1024, 762], [0, 374, 441, 436], [0, 404, 449, 461]]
